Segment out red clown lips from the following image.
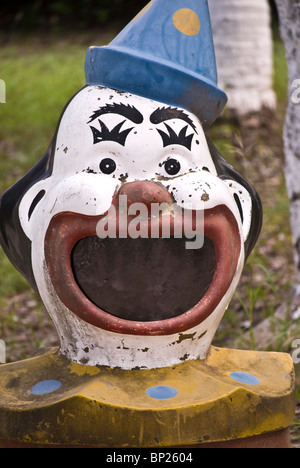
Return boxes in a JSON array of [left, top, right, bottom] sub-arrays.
[[44, 182, 241, 336]]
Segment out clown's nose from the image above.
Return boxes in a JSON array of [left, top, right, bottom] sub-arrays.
[[118, 181, 173, 210]]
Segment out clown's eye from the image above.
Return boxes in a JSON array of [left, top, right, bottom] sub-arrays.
[[164, 158, 181, 176], [100, 158, 117, 175]]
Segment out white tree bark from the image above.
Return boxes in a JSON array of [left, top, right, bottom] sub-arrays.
[[209, 0, 276, 117], [275, 0, 300, 276]]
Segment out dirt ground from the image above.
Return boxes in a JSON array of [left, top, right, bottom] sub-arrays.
[[0, 108, 300, 446], [1, 109, 296, 360]]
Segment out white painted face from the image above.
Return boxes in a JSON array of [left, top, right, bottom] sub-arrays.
[[18, 86, 251, 369]]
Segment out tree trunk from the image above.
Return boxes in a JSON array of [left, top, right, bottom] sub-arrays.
[[275, 0, 300, 276], [209, 0, 276, 118]]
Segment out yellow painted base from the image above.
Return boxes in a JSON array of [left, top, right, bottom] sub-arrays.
[[0, 347, 295, 447]]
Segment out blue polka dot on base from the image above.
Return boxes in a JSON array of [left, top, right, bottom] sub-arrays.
[[146, 386, 178, 399], [30, 379, 62, 395], [230, 372, 260, 385]]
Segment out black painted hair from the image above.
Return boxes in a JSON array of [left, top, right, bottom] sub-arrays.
[[206, 138, 263, 260]]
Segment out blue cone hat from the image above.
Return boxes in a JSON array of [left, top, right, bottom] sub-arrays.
[[85, 0, 227, 128]]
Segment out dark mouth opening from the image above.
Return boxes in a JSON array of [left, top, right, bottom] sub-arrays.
[[71, 236, 216, 322], [44, 205, 241, 336]]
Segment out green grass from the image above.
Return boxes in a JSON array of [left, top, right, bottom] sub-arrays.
[[273, 31, 288, 104], [0, 30, 295, 353], [210, 31, 297, 351], [0, 35, 104, 298], [0, 40, 86, 185], [1, 29, 300, 443]]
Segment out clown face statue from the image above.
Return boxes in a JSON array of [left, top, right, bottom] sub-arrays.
[[0, 0, 262, 369]]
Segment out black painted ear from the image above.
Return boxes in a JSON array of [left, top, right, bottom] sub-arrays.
[[207, 138, 263, 260], [0, 142, 53, 291]]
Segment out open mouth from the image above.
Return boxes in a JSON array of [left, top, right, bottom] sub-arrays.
[[44, 205, 241, 336], [71, 236, 216, 322]]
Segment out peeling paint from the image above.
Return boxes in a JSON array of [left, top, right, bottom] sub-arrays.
[[201, 192, 209, 201], [176, 332, 197, 344], [68, 361, 100, 377]]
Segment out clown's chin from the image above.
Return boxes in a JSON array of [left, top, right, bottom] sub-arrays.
[[44, 205, 241, 336], [71, 236, 216, 322]]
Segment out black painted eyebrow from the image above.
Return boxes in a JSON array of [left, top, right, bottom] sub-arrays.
[[90, 119, 134, 146], [157, 124, 194, 151], [150, 106, 197, 134], [88, 103, 144, 124]]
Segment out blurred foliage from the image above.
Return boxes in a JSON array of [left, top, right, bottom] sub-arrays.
[[0, 0, 149, 33], [269, 0, 279, 27], [1, 0, 279, 34]]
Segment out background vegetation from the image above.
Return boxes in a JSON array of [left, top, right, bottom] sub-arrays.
[[0, 0, 300, 442], [0, 0, 149, 33], [0, 0, 297, 360]]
